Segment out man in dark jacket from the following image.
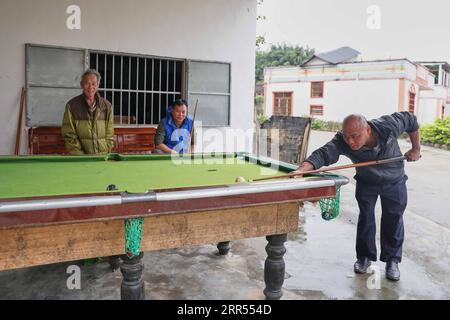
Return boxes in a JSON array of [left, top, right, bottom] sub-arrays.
[[294, 112, 421, 281]]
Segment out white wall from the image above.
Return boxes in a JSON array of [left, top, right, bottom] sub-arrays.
[[266, 79, 399, 122], [418, 85, 448, 124], [417, 99, 440, 124], [0, 0, 257, 154]]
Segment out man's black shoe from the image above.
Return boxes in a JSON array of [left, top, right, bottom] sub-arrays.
[[386, 260, 400, 281], [354, 257, 371, 274]]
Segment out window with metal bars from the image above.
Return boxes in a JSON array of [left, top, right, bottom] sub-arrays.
[[90, 52, 184, 126], [426, 65, 440, 85], [273, 92, 292, 116], [311, 81, 324, 98], [24, 44, 231, 128], [408, 85, 416, 114], [408, 92, 415, 113], [310, 105, 323, 116]]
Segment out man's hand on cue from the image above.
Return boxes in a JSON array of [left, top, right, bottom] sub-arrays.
[[404, 148, 421, 162], [290, 162, 315, 178]]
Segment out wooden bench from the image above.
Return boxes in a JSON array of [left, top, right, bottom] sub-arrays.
[[28, 126, 156, 155]]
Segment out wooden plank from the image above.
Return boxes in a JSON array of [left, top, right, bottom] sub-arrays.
[[0, 220, 124, 270], [297, 117, 312, 164], [140, 202, 299, 251], [276, 202, 301, 233], [0, 202, 300, 271]]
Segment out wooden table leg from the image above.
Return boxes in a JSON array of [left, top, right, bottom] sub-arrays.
[[120, 252, 145, 300], [263, 234, 287, 300]]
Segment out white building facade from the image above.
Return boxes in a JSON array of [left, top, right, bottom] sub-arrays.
[[417, 62, 450, 123], [0, 0, 257, 155], [264, 47, 447, 124]]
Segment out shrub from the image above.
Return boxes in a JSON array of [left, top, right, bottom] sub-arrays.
[[420, 116, 450, 146], [311, 119, 342, 132], [254, 95, 264, 107], [256, 114, 270, 125]]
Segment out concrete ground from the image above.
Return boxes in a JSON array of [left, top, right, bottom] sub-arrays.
[[0, 130, 449, 299]]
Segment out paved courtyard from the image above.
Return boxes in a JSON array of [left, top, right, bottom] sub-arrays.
[[0, 130, 448, 300]]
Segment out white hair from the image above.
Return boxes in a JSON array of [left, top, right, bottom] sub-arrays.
[[343, 114, 368, 130], [81, 69, 101, 83]]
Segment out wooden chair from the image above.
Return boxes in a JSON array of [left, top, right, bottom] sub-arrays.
[[28, 126, 156, 155]]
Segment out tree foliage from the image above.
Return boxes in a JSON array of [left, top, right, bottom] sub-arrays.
[[256, 0, 266, 50], [256, 35, 266, 50], [255, 44, 315, 83]]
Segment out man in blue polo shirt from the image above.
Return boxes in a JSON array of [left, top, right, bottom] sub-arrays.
[[154, 99, 195, 154], [294, 112, 421, 281]]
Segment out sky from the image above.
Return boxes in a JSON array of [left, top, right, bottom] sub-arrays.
[[256, 0, 450, 62]]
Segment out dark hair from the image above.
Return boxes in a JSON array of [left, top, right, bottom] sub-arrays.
[[172, 99, 188, 108]]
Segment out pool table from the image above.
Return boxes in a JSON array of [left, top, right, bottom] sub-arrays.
[[0, 152, 348, 300]]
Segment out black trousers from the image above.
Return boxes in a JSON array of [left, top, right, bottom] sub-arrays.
[[355, 175, 408, 263]]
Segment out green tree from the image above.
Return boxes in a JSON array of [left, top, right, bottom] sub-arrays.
[[256, 0, 266, 50], [255, 44, 315, 83]]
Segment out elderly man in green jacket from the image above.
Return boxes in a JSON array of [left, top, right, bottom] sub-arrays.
[[62, 69, 115, 266], [62, 69, 114, 155]]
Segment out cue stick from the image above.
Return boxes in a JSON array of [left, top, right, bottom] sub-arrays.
[[14, 87, 26, 155], [251, 155, 407, 182], [187, 98, 198, 153]]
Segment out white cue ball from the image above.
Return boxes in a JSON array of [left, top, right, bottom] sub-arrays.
[[235, 176, 246, 183]]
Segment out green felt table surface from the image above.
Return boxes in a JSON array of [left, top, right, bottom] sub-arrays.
[[0, 153, 292, 199]]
